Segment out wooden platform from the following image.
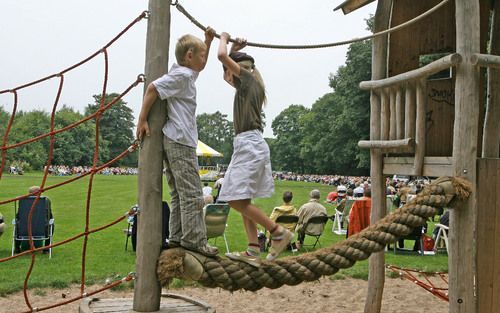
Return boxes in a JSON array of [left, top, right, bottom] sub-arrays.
[[79, 293, 215, 313]]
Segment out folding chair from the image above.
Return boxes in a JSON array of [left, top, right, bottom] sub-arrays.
[[271, 215, 299, 253], [12, 196, 54, 258], [274, 214, 299, 231], [204, 203, 230, 253], [302, 215, 329, 250], [331, 199, 355, 235], [433, 223, 449, 254]]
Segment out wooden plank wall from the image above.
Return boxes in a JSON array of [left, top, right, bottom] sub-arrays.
[[477, 158, 500, 313], [390, 0, 456, 157], [387, 0, 490, 158]]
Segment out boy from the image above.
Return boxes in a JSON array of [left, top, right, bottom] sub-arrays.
[[136, 28, 218, 257]]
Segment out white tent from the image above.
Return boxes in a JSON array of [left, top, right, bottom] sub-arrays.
[[196, 140, 223, 157]]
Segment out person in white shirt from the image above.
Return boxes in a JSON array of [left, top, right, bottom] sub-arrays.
[[353, 182, 365, 198], [135, 29, 218, 257], [202, 182, 213, 197]]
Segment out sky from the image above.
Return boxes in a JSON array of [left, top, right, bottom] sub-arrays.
[[0, 0, 376, 138]]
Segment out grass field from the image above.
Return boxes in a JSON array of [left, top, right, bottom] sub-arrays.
[[0, 172, 448, 296]]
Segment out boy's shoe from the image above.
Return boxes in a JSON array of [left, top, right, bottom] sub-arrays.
[[164, 240, 180, 249], [225, 251, 261, 267], [266, 228, 294, 261], [182, 244, 219, 257]]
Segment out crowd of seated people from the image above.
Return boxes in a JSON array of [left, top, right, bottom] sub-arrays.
[[46, 165, 138, 176]]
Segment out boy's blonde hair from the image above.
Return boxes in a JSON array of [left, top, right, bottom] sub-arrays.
[[175, 34, 206, 65]]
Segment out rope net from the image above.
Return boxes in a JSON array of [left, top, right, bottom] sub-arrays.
[[0, 12, 146, 313], [386, 264, 449, 302]]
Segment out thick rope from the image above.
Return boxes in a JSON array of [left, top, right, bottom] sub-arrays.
[[158, 176, 471, 291], [173, 0, 450, 49]]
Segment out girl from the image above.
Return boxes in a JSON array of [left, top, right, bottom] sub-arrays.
[[217, 32, 293, 266]]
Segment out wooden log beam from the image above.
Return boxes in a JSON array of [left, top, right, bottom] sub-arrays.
[[364, 1, 391, 313], [134, 2, 171, 312], [389, 88, 397, 140], [450, 1, 480, 312], [481, 0, 500, 158], [380, 89, 390, 140], [404, 82, 416, 139], [471, 53, 500, 69], [358, 138, 414, 150], [414, 79, 426, 176], [395, 87, 404, 139], [360, 53, 462, 90]]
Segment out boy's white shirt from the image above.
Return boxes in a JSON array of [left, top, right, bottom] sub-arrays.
[[153, 63, 199, 148]]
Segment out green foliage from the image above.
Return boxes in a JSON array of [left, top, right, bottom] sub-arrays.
[[270, 105, 309, 172], [6, 110, 51, 170], [0, 106, 10, 138], [85, 94, 136, 167], [197, 111, 234, 165], [269, 37, 372, 175], [1, 93, 136, 171], [53, 105, 95, 166]]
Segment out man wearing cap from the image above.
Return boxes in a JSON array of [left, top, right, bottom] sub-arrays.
[[295, 189, 328, 249]]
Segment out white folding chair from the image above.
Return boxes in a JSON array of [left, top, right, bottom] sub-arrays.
[[433, 223, 449, 254]]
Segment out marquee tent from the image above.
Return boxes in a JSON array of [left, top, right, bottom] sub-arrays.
[[196, 140, 223, 157]]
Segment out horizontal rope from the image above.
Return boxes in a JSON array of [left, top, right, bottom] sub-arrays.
[[174, 0, 450, 49]]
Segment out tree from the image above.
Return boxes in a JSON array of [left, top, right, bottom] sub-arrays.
[[197, 111, 234, 165], [8, 110, 51, 171], [270, 104, 309, 172], [0, 105, 10, 138], [327, 38, 372, 173], [269, 18, 373, 175], [85, 94, 136, 166], [53, 105, 96, 166]]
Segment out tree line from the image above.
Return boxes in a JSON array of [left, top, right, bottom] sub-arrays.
[[1, 20, 372, 175], [0, 94, 136, 171]]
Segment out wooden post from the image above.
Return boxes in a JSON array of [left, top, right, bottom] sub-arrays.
[[364, 1, 391, 313], [381, 89, 390, 140], [395, 87, 404, 139], [134, 2, 171, 312], [482, 1, 500, 158], [476, 159, 500, 313], [405, 82, 416, 140], [450, 1, 480, 313], [389, 88, 397, 140], [414, 79, 426, 176]]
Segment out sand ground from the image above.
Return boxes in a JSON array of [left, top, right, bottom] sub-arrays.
[[0, 277, 448, 313]]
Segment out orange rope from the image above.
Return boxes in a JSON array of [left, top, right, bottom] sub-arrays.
[[386, 265, 449, 302]]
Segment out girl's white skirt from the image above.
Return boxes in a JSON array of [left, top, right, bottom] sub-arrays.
[[218, 130, 274, 202]]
